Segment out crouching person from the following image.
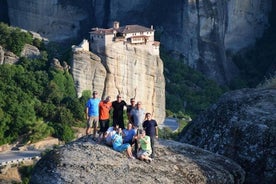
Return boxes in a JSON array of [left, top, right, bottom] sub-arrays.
[[111, 128, 135, 159], [137, 129, 152, 163]]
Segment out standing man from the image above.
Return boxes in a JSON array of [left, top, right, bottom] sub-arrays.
[[112, 94, 127, 129], [127, 98, 136, 124], [130, 101, 146, 156], [85, 91, 100, 140], [98, 96, 112, 142], [130, 101, 145, 130], [143, 112, 158, 159]]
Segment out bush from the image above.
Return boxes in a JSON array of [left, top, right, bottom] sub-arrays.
[[0, 22, 32, 56]]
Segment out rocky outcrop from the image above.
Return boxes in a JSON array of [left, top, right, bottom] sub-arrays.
[[1, 51, 18, 64], [0, 46, 4, 64], [0, 44, 41, 65], [179, 88, 276, 184], [0, 45, 18, 64], [30, 137, 245, 184], [71, 50, 106, 98], [71, 42, 166, 124], [5, 0, 272, 84], [20, 44, 40, 59]]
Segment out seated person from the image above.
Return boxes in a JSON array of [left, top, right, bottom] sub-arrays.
[[122, 123, 136, 144], [105, 124, 119, 146], [137, 129, 152, 163], [111, 128, 135, 159]]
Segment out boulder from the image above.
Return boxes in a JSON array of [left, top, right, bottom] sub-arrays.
[[30, 137, 245, 184], [179, 88, 276, 183]]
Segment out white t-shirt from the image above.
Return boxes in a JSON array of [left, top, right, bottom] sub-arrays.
[[105, 127, 117, 143]]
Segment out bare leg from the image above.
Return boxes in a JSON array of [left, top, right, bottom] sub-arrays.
[[86, 127, 91, 135], [127, 146, 134, 159], [92, 122, 97, 139]]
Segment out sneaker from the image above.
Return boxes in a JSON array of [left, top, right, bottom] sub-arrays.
[[147, 158, 152, 163]]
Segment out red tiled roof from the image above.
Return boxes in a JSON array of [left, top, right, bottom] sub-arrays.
[[90, 24, 154, 35], [117, 25, 154, 34]]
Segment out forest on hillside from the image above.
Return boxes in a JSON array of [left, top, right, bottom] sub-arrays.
[[0, 23, 90, 145]]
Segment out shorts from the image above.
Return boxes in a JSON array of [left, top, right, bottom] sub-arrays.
[[137, 150, 152, 157], [114, 143, 130, 152], [87, 116, 99, 128], [99, 119, 109, 133]]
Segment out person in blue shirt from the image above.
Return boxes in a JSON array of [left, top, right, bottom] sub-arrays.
[[112, 128, 135, 159], [122, 123, 136, 145], [85, 91, 101, 140]]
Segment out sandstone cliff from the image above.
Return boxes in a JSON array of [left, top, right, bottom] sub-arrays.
[[71, 42, 166, 124], [30, 137, 245, 184], [4, 0, 272, 84], [179, 88, 276, 184]]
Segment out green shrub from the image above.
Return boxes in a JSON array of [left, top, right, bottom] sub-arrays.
[[0, 22, 32, 56]]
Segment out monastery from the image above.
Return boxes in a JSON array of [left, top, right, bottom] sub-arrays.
[[89, 21, 160, 55]]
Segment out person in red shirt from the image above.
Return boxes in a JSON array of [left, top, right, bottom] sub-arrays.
[[98, 96, 112, 142]]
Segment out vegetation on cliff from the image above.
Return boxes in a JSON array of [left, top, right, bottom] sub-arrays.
[[0, 23, 88, 145]]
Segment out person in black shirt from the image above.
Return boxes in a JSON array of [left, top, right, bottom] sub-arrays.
[[112, 94, 127, 129], [127, 98, 136, 124], [143, 112, 158, 158]]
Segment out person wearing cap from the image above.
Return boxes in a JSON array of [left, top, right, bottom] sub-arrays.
[[112, 94, 127, 129], [98, 96, 112, 143], [85, 91, 100, 140]]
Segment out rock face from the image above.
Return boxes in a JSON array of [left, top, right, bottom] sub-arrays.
[[4, 0, 272, 84], [179, 88, 276, 184], [71, 50, 106, 98], [7, 0, 88, 42], [20, 44, 40, 59], [0, 46, 18, 64], [30, 137, 245, 184], [71, 43, 166, 124], [0, 44, 41, 65]]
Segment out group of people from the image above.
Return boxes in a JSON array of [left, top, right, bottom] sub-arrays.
[[85, 91, 158, 163]]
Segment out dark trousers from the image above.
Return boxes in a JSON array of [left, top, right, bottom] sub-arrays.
[[150, 136, 155, 158]]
